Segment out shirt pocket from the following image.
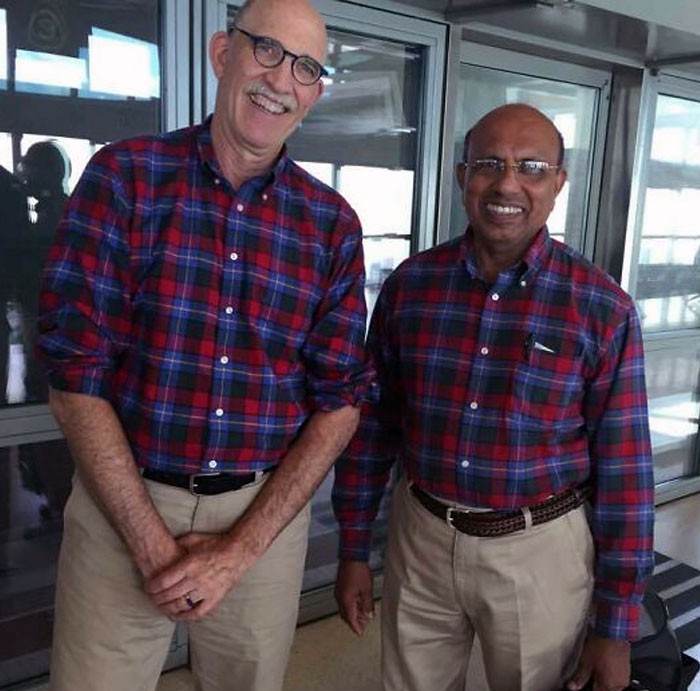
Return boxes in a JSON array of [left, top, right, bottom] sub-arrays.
[[512, 334, 585, 427]]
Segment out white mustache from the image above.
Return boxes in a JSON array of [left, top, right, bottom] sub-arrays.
[[246, 82, 297, 111]]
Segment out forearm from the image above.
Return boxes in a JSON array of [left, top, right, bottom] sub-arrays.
[[50, 387, 178, 577], [221, 405, 360, 570]]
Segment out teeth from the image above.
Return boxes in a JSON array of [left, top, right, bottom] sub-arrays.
[[250, 93, 286, 114], [487, 203, 523, 215]]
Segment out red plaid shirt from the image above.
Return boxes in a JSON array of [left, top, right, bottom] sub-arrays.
[[333, 228, 655, 640], [38, 118, 376, 473]]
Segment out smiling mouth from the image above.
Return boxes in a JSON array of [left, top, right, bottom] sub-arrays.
[[485, 202, 525, 216], [249, 92, 289, 115]]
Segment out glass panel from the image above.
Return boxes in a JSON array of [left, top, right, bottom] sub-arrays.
[[0, 439, 73, 687], [452, 64, 598, 251], [0, 0, 168, 684], [228, 5, 426, 593], [631, 94, 700, 484], [0, 1, 162, 409]]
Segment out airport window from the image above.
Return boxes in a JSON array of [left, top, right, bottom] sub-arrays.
[[627, 85, 700, 486], [0, 0, 168, 684], [450, 44, 610, 257]]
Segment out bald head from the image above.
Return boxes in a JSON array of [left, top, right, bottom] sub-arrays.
[[463, 104, 565, 167], [235, 0, 327, 62]]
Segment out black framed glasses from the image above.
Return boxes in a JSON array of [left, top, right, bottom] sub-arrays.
[[229, 24, 328, 86], [464, 158, 560, 180]]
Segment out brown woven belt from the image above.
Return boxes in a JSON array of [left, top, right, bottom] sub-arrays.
[[409, 483, 588, 538]]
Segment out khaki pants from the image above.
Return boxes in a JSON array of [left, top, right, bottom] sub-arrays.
[[382, 477, 593, 691], [49, 473, 310, 691]]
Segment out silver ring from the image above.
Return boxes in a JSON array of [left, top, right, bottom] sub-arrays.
[[184, 595, 196, 609]]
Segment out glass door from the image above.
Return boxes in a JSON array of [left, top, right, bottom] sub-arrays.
[[204, 0, 446, 614], [449, 43, 611, 256], [0, 0, 187, 685], [623, 76, 700, 497]]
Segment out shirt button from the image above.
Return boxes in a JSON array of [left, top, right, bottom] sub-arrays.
[[491, 293, 500, 301], [461, 460, 470, 468], [214, 178, 220, 185], [480, 347, 489, 355], [520, 280, 527, 287], [230, 251, 239, 261], [220, 355, 229, 364], [236, 203, 244, 212], [470, 401, 478, 410], [225, 306, 234, 315], [208, 459, 218, 469], [262, 193, 268, 201], [215, 408, 224, 417]]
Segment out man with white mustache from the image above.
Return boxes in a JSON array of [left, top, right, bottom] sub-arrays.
[[37, 0, 375, 690], [333, 104, 654, 691]]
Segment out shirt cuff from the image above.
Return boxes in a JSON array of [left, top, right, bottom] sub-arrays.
[[338, 527, 372, 562], [592, 597, 640, 641], [309, 377, 379, 412]]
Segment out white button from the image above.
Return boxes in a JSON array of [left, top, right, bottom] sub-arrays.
[[230, 251, 239, 261], [520, 280, 527, 287], [225, 306, 234, 315], [480, 347, 489, 356], [236, 203, 244, 212], [214, 178, 220, 185], [262, 193, 268, 201], [491, 293, 500, 301], [461, 460, 470, 468], [220, 355, 229, 364], [470, 401, 478, 410], [215, 408, 224, 417], [208, 459, 218, 469]]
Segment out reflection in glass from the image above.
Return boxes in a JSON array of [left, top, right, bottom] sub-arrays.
[[0, 439, 74, 687], [634, 95, 700, 333], [453, 64, 598, 251], [0, 2, 162, 410], [87, 28, 160, 99], [15, 50, 86, 95], [632, 94, 700, 484]]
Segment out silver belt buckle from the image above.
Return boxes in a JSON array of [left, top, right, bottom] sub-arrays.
[[446, 506, 457, 529], [189, 472, 220, 495]]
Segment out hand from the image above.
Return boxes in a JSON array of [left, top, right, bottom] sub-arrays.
[[145, 532, 240, 622], [334, 560, 374, 635], [566, 634, 630, 691]]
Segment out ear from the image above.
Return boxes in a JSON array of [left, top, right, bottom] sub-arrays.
[[456, 161, 466, 191], [554, 168, 568, 196], [310, 78, 324, 108], [209, 31, 230, 79]]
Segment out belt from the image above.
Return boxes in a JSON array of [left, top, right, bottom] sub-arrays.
[[142, 467, 274, 496], [410, 483, 588, 538]]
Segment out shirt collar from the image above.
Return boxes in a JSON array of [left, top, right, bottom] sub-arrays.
[[459, 225, 552, 283], [195, 114, 289, 191]]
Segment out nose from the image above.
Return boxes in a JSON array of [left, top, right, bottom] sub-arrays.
[[264, 57, 295, 93], [491, 163, 522, 194]]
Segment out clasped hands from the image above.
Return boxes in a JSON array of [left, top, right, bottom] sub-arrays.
[[143, 532, 240, 622]]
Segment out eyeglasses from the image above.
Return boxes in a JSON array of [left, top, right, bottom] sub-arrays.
[[229, 24, 328, 86], [463, 158, 560, 180]]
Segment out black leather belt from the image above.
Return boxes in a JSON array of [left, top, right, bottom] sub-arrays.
[[143, 467, 273, 495], [410, 483, 588, 538]]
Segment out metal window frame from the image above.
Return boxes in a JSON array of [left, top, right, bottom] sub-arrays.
[[437, 40, 611, 258], [203, 0, 447, 253]]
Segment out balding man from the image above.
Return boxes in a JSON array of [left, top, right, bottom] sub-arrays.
[[333, 104, 654, 691], [38, 1, 374, 689]]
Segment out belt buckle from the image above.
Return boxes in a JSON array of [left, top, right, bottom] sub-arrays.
[[189, 472, 220, 495], [446, 506, 457, 529]]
